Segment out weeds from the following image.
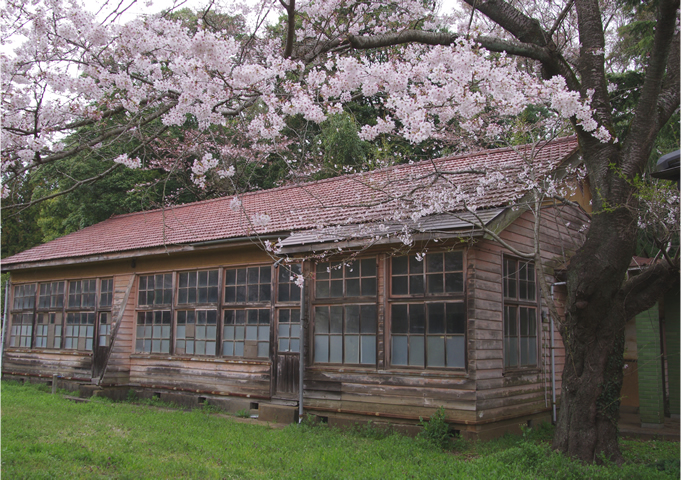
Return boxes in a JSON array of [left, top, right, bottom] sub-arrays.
[[418, 406, 452, 450], [235, 409, 251, 418]]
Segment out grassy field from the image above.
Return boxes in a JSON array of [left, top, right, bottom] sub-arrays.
[[1, 381, 679, 479]]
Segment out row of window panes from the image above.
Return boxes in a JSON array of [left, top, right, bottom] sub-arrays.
[[391, 252, 464, 296], [137, 266, 303, 307], [135, 309, 277, 359], [10, 311, 101, 351], [13, 280, 113, 311]]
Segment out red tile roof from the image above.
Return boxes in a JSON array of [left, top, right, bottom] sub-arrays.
[[2, 136, 579, 266]]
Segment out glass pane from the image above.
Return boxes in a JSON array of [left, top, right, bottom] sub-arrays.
[[346, 279, 360, 297], [392, 276, 408, 295], [392, 256, 408, 275], [234, 342, 244, 356], [291, 324, 300, 338], [410, 304, 425, 334], [346, 306, 360, 333], [290, 339, 300, 353], [361, 258, 376, 277], [410, 275, 424, 295], [520, 337, 528, 365], [361, 277, 376, 296], [225, 269, 236, 286], [427, 336, 445, 367], [360, 305, 376, 334], [316, 307, 329, 334], [428, 303, 445, 334], [330, 306, 343, 334], [345, 335, 359, 363], [427, 273, 443, 294], [258, 326, 269, 341], [445, 273, 464, 293], [409, 336, 425, 366], [314, 335, 329, 363], [206, 342, 216, 356], [316, 281, 329, 298], [409, 255, 423, 273], [223, 341, 234, 356], [246, 326, 257, 340], [360, 335, 376, 365], [329, 336, 342, 363], [446, 336, 465, 368], [446, 303, 466, 334], [392, 305, 408, 333], [427, 253, 443, 273], [392, 336, 408, 365], [330, 280, 343, 297], [278, 324, 290, 338], [257, 342, 269, 358]]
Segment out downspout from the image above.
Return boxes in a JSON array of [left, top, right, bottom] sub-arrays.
[[550, 282, 566, 424], [298, 264, 305, 423], [0, 281, 9, 373]]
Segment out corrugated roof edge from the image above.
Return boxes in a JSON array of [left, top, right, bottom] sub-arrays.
[[104, 135, 579, 221]]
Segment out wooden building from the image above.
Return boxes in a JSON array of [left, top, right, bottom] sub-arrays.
[[1, 136, 591, 439]]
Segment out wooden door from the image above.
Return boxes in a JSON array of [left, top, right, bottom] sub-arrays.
[[274, 308, 301, 397], [92, 312, 112, 380]]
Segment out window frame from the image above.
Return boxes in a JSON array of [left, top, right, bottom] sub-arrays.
[[387, 250, 467, 371], [311, 257, 379, 368], [502, 256, 539, 371]]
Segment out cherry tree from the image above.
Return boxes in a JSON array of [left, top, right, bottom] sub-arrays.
[[2, 0, 679, 462]]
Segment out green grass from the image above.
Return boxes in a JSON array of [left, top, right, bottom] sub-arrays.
[[2, 381, 679, 479]]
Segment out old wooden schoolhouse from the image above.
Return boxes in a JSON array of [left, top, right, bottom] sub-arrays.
[[2, 136, 592, 439]]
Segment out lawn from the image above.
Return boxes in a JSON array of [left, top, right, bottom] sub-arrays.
[[1, 381, 678, 479]]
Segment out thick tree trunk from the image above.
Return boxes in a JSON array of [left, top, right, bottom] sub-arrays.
[[552, 202, 635, 463]]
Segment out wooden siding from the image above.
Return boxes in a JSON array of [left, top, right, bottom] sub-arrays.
[[128, 357, 272, 397], [471, 205, 587, 421]]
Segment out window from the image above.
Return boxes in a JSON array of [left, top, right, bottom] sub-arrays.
[[68, 280, 97, 308], [222, 309, 270, 358], [315, 259, 376, 298], [38, 282, 64, 309], [138, 274, 172, 306], [503, 258, 538, 368], [99, 312, 112, 347], [136, 311, 171, 353], [277, 308, 301, 353], [389, 252, 466, 369], [10, 284, 36, 348], [390, 303, 465, 367], [392, 252, 463, 296], [9, 313, 33, 347], [64, 312, 95, 350], [100, 279, 114, 308], [176, 310, 218, 355], [178, 270, 219, 304], [35, 313, 62, 349], [277, 264, 301, 302], [224, 267, 271, 303], [313, 305, 376, 364], [13, 284, 36, 310]]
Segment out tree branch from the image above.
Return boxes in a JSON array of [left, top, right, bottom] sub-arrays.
[[622, 0, 680, 176], [621, 259, 680, 320]]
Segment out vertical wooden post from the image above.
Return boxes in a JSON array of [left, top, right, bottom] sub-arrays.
[[52, 374, 58, 394]]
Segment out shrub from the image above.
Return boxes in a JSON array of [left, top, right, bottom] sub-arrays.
[[418, 406, 451, 450]]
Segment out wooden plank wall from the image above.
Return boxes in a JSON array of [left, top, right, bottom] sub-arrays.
[[471, 205, 588, 421], [101, 274, 135, 385], [2, 350, 92, 381]]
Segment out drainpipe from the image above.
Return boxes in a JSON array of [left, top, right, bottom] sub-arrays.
[[550, 282, 566, 424], [298, 265, 305, 423], [1, 281, 9, 373]]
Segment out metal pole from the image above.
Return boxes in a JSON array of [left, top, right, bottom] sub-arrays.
[[0, 281, 10, 374], [550, 282, 566, 424], [298, 271, 305, 423]]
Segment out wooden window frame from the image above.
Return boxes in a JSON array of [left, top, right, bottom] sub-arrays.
[[310, 257, 379, 367], [38, 281, 65, 310], [387, 250, 467, 370], [502, 256, 539, 370]]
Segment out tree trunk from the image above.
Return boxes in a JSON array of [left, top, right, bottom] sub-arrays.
[[552, 205, 635, 463]]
